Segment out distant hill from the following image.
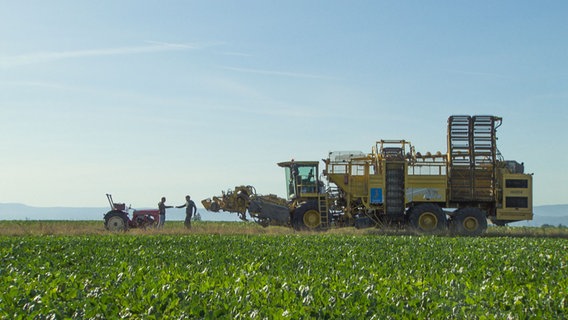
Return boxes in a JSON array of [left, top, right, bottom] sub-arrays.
[[0, 203, 566, 226], [0, 203, 241, 222], [526, 204, 568, 227]]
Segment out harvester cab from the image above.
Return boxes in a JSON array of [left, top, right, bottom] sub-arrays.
[[277, 160, 322, 201], [276, 160, 332, 230]]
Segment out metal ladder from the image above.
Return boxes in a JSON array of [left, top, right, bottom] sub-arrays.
[[318, 196, 329, 228]]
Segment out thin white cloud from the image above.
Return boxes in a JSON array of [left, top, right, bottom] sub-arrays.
[[210, 102, 322, 119], [0, 81, 73, 90], [447, 69, 513, 80], [216, 51, 253, 57], [0, 41, 202, 68], [220, 66, 336, 80], [143, 40, 201, 49]]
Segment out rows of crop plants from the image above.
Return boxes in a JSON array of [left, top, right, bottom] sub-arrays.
[[1, 234, 566, 319]]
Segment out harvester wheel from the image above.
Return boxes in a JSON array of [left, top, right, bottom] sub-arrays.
[[408, 203, 447, 234], [303, 209, 321, 229], [450, 208, 487, 236], [292, 201, 321, 231], [104, 211, 128, 231]]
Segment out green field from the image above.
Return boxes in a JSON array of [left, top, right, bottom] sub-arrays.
[[1, 221, 567, 319]]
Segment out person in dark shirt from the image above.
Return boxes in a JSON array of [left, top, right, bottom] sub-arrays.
[[158, 197, 173, 228], [177, 195, 197, 229]]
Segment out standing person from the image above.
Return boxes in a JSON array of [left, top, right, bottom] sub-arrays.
[[177, 195, 197, 229], [158, 197, 173, 228]]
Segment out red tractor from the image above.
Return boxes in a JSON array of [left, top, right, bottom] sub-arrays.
[[104, 194, 160, 231]]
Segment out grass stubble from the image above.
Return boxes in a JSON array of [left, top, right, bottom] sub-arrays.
[[0, 220, 567, 238]]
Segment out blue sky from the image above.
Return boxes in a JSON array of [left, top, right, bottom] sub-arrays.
[[1, 1, 566, 209]]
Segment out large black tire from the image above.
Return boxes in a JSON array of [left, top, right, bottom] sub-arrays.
[[292, 201, 321, 231], [104, 211, 128, 231], [408, 203, 447, 234], [450, 208, 488, 236]]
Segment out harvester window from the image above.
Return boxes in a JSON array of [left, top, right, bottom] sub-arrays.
[[298, 167, 316, 184], [330, 163, 347, 174], [297, 165, 317, 193], [284, 167, 296, 198], [351, 163, 366, 176], [506, 196, 529, 208], [506, 179, 528, 188], [408, 165, 446, 176]]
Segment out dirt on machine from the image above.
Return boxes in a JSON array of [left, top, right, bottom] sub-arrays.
[[202, 115, 534, 236], [201, 185, 290, 227]]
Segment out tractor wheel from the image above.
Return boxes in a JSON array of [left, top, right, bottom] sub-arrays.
[[450, 208, 488, 236], [292, 201, 321, 231], [104, 211, 128, 231], [408, 203, 447, 234]]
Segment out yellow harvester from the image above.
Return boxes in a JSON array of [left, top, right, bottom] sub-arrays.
[[202, 115, 533, 235]]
